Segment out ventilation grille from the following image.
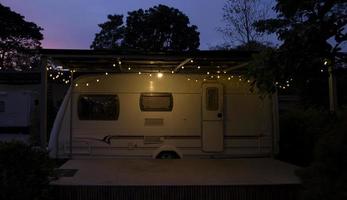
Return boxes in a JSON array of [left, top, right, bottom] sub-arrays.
[[52, 185, 300, 200], [144, 118, 164, 126]]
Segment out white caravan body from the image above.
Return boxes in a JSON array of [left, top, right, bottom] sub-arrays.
[[49, 73, 279, 158]]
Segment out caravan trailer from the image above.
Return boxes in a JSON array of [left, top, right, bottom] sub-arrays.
[[48, 73, 279, 159]]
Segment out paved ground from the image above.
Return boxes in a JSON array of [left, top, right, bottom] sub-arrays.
[[52, 158, 300, 186]]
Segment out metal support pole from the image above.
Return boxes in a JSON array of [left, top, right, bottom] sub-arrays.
[[328, 64, 337, 113], [69, 71, 74, 157], [40, 56, 48, 148]]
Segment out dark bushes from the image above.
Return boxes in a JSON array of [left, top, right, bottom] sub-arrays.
[[0, 141, 54, 200]]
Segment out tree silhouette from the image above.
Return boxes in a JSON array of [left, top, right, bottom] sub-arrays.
[[221, 0, 271, 49], [0, 3, 43, 70], [91, 5, 200, 51], [247, 0, 347, 94], [90, 14, 125, 49]]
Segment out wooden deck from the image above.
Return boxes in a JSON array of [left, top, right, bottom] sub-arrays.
[[51, 158, 301, 200]]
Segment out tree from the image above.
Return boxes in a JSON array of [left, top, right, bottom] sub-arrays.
[[221, 0, 270, 49], [0, 3, 43, 70], [90, 14, 125, 49], [91, 4, 200, 51], [248, 0, 347, 95]]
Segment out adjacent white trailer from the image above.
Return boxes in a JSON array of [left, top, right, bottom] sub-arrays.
[[49, 73, 279, 159]]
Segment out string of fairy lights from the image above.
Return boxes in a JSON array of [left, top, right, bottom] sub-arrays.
[[44, 58, 331, 90]]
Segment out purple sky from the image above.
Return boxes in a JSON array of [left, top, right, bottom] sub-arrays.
[[0, 0, 230, 50]]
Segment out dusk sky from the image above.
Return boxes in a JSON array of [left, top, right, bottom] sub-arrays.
[[0, 0, 231, 50]]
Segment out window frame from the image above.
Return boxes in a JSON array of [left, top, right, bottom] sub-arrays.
[[139, 92, 173, 112]]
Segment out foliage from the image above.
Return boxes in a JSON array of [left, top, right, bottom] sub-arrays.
[[278, 107, 333, 166], [91, 4, 200, 51], [248, 0, 347, 95], [296, 111, 347, 200], [221, 0, 271, 49], [90, 14, 125, 49], [0, 141, 55, 200], [0, 3, 43, 70]]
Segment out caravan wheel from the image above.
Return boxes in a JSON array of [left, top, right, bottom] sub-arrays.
[[156, 151, 180, 159]]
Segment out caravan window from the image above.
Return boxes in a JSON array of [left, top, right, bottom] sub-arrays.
[[78, 95, 119, 120], [140, 93, 173, 111], [206, 87, 219, 111]]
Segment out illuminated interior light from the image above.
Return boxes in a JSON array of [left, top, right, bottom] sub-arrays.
[[157, 72, 163, 78], [96, 79, 100, 82], [86, 83, 89, 86]]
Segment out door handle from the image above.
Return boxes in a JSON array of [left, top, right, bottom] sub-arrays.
[[217, 113, 223, 118]]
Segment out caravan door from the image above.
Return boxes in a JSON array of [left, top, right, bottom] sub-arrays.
[[202, 83, 224, 152]]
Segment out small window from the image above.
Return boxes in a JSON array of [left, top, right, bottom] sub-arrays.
[[206, 87, 219, 111], [0, 101, 4, 112], [78, 95, 119, 120], [140, 93, 173, 111]]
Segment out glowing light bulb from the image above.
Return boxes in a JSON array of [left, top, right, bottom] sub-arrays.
[[86, 83, 89, 86], [75, 83, 78, 87], [171, 71, 174, 74], [128, 67, 131, 70], [138, 72, 142, 75], [197, 66, 200, 69], [190, 59, 194, 63], [207, 72, 210, 75], [157, 72, 163, 78], [105, 72, 108, 75], [96, 79, 100, 82], [181, 66, 185, 69], [113, 63, 116, 67]]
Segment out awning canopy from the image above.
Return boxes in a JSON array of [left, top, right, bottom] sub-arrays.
[[35, 49, 256, 74]]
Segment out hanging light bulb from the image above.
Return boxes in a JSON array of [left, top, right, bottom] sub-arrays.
[[157, 72, 163, 78], [96, 79, 100, 83]]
